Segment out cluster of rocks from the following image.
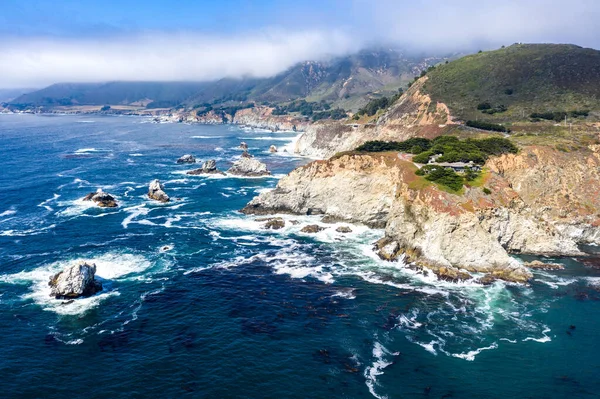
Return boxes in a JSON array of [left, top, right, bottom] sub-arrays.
[[82, 189, 118, 208], [256, 217, 353, 234], [49, 261, 103, 299], [227, 157, 271, 177]]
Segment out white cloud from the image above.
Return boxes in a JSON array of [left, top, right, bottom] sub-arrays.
[[0, 29, 359, 88], [2, 0, 599, 88]]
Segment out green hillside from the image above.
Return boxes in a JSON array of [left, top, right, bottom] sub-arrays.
[[422, 44, 600, 122]]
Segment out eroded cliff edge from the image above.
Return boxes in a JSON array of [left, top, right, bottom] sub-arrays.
[[242, 146, 600, 283]]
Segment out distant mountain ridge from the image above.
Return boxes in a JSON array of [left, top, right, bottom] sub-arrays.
[[8, 49, 446, 111]]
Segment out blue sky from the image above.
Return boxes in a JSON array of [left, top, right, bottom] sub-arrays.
[[1, 0, 599, 88]]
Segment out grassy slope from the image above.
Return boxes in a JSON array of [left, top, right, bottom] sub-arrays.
[[423, 44, 600, 122]]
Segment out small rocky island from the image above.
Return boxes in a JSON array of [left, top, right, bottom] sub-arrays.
[[49, 261, 103, 299], [176, 154, 197, 164], [148, 179, 170, 202], [227, 155, 271, 177], [187, 159, 224, 175], [82, 189, 118, 207]]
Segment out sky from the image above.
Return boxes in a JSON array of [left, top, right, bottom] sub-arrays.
[[1, 0, 599, 88]]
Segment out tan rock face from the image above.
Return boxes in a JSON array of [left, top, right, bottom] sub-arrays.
[[242, 148, 600, 282]]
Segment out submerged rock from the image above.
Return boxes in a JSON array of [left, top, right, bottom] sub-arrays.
[[336, 226, 353, 233], [477, 274, 498, 285], [227, 157, 271, 177], [269, 145, 278, 153], [49, 261, 102, 299], [186, 159, 225, 175], [148, 179, 170, 202], [524, 260, 565, 270], [301, 224, 325, 233], [83, 189, 118, 208], [176, 154, 197, 164]]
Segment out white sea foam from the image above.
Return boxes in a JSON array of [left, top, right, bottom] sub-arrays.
[[191, 135, 223, 139], [237, 136, 297, 141], [0, 224, 56, 237], [364, 341, 396, 399], [451, 343, 498, 361], [0, 209, 17, 218], [523, 326, 552, 343], [74, 148, 109, 154], [129, 153, 144, 157]]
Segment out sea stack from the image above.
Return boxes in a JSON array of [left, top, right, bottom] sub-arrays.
[[148, 179, 170, 202], [82, 189, 118, 207], [227, 157, 271, 177], [176, 154, 197, 164], [48, 261, 103, 299]]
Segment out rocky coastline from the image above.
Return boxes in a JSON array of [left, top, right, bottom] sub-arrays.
[[242, 145, 600, 284]]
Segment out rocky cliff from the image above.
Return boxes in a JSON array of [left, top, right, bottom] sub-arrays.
[[294, 77, 453, 158], [243, 148, 600, 283]]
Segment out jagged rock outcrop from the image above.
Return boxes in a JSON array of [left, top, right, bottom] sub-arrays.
[[269, 145, 278, 153], [148, 179, 170, 202], [186, 160, 224, 175], [227, 157, 271, 177], [82, 189, 118, 208], [258, 217, 286, 230], [49, 261, 102, 299], [176, 154, 197, 164], [242, 149, 600, 283], [232, 106, 309, 132]]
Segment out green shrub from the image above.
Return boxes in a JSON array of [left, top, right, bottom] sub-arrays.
[[418, 165, 464, 191], [466, 120, 510, 133], [482, 187, 492, 195]]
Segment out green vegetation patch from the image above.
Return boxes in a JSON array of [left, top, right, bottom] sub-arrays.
[[358, 136, 517, 165], [355, 89, 404, 117]]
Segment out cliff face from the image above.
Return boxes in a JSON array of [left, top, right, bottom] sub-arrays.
[[243, 148, 600, 283], [294, 77, 453, 158], [232, 107, 310, 131]]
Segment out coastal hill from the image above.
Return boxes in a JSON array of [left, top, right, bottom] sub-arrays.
[[8, 49, 445, 112], [423, 43, 600, 122]]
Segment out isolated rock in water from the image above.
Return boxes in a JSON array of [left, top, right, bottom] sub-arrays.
[[336, 226, 353, 233], [83, 189, 118, 207], [186, 159, 224, 175], [49, 261, 102, 299], [477, 274, 497, 285], [524, 260, 565, 270], [241, 151, 253, 158], [148, 179, 170, 202], [300, 224, 325, 233], [177, 154, 196, 164], [269, 145, 278, 153], [239, 142, 249, 150], [227, 157, 271, 177]]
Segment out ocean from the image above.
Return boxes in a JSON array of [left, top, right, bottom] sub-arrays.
[[0, 114, 598, 398]]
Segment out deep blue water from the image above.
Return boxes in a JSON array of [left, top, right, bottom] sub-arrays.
[[0, 114, 599, 399]]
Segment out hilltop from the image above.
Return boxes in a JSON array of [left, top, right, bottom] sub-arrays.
[[422, 43, 600, 122]]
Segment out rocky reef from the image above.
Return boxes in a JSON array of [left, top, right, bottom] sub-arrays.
[[49, 261, 103, 299], [242, 148, 600, 283]]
